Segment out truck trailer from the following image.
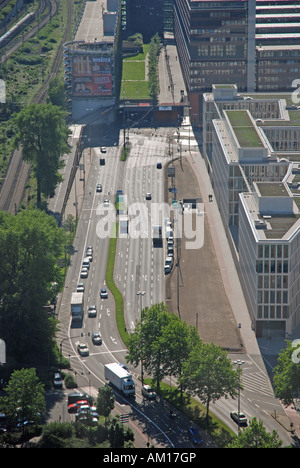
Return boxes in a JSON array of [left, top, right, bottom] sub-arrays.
[[71, 292, 84, 321], [104, 363, 135, 396]]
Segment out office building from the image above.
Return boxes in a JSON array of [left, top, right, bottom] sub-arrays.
[[204, 85, 300, 337]]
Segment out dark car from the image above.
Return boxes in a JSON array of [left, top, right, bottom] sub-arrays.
[[96, 184, 102, 192], [188, 426, 203, 445], [92, 332, 102, 345], [156, 162, 162, 169], [100, 288, 108, 299]]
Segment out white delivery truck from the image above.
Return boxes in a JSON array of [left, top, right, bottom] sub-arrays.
[[104, 363, 135, 396], [152, 225, 162, 246], [71, 292, 84, 321]]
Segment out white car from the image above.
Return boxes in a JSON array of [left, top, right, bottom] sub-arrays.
[[142, 385, 156, 400], [80, 268, 88, 279], [77, 343, 89, 356], [88, 305, 97, 317], [103, 198, 109, 207], [77, 283, 85, 292]]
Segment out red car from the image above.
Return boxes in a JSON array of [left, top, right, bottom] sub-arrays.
[[68, 400, 88, 413]]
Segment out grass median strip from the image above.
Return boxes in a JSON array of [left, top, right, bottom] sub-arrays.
[[105, 222, 129, 347]]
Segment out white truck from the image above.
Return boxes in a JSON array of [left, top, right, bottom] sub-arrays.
[[104, 363, 135, 396], [152, 225, 162, 246], [71, 292, 84, 321]]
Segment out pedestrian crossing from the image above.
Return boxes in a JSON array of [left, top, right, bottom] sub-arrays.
[[241, 371, 275, 398]]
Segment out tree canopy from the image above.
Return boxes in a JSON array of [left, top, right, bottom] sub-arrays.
[[0, 209, 66, 364], [12, 103, 71, 205]]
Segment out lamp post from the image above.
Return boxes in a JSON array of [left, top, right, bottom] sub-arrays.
[[233, 359, 245, 433]]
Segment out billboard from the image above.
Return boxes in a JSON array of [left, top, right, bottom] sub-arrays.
[[72, 54, 113, 97]]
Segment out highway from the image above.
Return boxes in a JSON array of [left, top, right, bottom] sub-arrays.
[[56, 122, 294, 448], [56, 125, 196, 448]]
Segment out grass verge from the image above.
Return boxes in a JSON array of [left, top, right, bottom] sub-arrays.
[[105, 222, 129, 347]]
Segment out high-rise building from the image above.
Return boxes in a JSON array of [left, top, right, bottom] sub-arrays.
[[174, 0, 256, 120]]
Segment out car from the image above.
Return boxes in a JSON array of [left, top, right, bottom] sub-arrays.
[[96, 184, 102, 192], [142, 384, 157, 400], [188, 426, 203, 445], [77, 283, 85, 292], [230, 411, 248, 426], [103, 198, 109, 207], [88, 305, 97, 318], [156, 161, 162, 169], [80, 268, 88, 279], [146, 192, 151, 200], [100, 147, 107, 153], [100, 288, 108, 299], [119, 363, 129, 372], [68, 400, 88, 413], [92, 332, 102, 345], [77, 343, 89, 356], [100, 158, 105, 165], [86, 246, 93, 252], [53, 372, 62, 389]]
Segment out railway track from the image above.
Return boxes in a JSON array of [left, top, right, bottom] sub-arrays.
[[0, 0, 73, 213]]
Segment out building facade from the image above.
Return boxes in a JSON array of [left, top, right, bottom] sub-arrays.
[[204, 85, 300, 337]]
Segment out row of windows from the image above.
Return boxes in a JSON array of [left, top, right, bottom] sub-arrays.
[[258, 244, 289, 259], [257, 305, 289, 319], [258, 290, 288, 304], [258, 274, 288, 289], [191, 61, 245, 70], [197, 44, 238, 56], [256, 259, 289, 274]]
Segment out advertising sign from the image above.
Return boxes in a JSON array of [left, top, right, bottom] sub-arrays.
[[72, 54, 113, 97]]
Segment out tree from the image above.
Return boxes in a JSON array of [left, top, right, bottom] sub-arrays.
[[0, 209, 66, 363], [226, 417, 282, 448], [12, 103, 71, 206], [48, 77, 66, 108], [96, 385, 115, 423], [273, 340, 300, 407], [0, 368, 46, 429], [180, 342, 240, 423], [126, 303, 171, 388]]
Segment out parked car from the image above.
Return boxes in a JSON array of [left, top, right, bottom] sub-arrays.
[[100, 288, 108, 299], [80, 268, 88, 279], [100, 158, 105, 165], [96, 184, 102, 192], [230, 411, 248, 426], [146, 192, 151, 200], [142, 384, 157, 400], [188, 426, 203, 445], [156, 161, 162, 169], [92, 332, 102, 345], [100, 147, 106, 153], [77, 283, 85, 292]]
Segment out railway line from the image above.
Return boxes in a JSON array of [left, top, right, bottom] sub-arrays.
[[0, 0, 73, 213]]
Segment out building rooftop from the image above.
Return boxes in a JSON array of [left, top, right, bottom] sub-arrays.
[[226, 110, 265, 148]]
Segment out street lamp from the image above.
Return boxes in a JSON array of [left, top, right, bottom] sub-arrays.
[[137, 290, 146, 385], [233, 359, 245, 433]]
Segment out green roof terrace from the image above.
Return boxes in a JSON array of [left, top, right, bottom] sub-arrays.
[[226, 110, 264, 148]]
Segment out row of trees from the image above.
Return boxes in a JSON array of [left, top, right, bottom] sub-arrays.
[[126, 303, 241, 421], [148, 33, 160, 103]]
